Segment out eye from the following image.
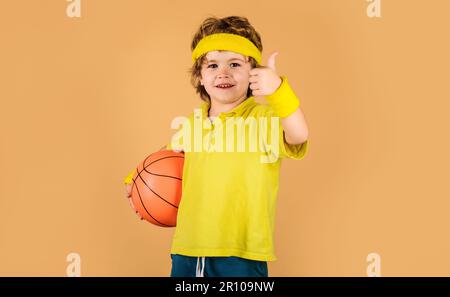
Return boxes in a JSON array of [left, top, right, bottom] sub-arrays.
[[207, 64, 217, 69], [231, 63, 241, 67]]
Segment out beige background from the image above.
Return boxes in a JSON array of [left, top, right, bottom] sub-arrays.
[[1, 0, 449, 276]]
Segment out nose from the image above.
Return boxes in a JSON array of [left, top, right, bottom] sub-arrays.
[[217, 67, 231, 78]]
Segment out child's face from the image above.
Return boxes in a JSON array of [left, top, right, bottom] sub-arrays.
[[200, 50, 252, 105]]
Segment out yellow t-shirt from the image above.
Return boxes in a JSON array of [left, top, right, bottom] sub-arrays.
[[124, 77, 309, 261]]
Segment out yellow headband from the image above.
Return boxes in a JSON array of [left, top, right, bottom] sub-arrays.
[[191, 33, 262, 65]]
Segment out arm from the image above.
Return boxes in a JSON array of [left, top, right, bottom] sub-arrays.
[[264, 76, 309, 145], [281, 107, 309, 145], [249, 52, 309, 146]]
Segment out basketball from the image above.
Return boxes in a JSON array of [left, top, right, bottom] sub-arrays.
[[130, 149, 184, 227]]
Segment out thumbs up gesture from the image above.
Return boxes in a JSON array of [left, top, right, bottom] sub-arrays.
[[249, 51, 282, 96]]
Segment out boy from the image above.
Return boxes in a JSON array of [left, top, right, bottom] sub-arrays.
[[124, 16, 309, 277]]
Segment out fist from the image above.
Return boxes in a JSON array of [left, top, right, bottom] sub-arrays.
[[248, 51, 282, 97]]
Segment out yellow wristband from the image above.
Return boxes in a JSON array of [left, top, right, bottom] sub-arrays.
[[264, 76, 300, 118], [123, 168, 136, 185]]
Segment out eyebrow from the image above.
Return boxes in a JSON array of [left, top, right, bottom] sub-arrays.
[[206, 58, 245, 63]]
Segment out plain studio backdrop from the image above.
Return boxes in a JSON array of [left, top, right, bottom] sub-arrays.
[[0, 0, 449, 276]]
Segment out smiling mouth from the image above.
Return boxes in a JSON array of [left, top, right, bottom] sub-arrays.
[[216, 84, 235, 89]]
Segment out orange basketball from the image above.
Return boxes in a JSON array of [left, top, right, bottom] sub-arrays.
[[130, 149, 184, 227]]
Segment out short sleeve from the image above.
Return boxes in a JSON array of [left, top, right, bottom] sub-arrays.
[[166, 128, 185, 152], [260, 106, 308, 161], [278, 118, 309, 160], [167, 113, 193, 152]]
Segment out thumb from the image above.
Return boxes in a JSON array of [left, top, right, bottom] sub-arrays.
[[266, 51, 279, 71]]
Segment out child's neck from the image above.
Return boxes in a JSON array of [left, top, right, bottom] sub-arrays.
[[208, 95, 247, 117]]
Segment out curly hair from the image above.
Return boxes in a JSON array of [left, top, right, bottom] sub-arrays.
[[188, 16, 263, 103]]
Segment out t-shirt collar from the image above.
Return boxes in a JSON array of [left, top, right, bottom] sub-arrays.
[[200, 96, 255, 119]]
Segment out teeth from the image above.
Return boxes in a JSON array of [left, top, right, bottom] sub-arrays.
[[217, 84, 233, 88]]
